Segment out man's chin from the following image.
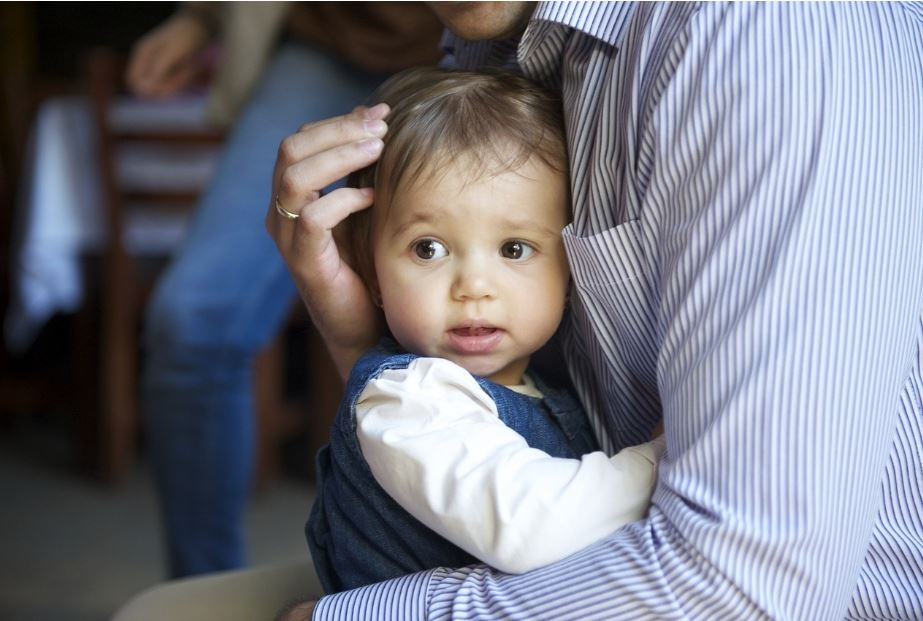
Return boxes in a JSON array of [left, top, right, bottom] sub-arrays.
[[428, 1, 536, 41]]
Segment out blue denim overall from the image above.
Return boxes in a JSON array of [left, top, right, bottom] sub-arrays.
[[306, 338, 599, 594]]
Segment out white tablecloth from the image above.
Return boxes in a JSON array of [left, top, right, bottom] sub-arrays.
[[5, 95, 220, 352]]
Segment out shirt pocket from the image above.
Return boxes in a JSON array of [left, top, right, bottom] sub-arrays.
[[562, 220, 661, 435], [563, 219, 647, 289]]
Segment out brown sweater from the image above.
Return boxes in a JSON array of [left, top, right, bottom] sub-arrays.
[[287, 2, 443, 73]]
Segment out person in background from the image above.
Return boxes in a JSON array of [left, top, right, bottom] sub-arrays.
[[126, 2, 442, 578], [268, 2, 923, 619]]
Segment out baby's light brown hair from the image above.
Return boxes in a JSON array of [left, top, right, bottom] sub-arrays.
[[345, 67, 569, 293]]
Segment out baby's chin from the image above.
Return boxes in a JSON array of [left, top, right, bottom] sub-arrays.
[[415, 348, 508, 380], [403, 339, 525, 384], [444, 355, 524, 385]]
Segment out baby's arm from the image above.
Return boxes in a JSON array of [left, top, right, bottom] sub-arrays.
[[356, 357, 663, 575]]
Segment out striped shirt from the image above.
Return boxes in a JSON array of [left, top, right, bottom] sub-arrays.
[[316, 3, 923, 619]]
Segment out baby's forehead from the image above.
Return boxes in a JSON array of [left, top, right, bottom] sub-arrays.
[[377, 153, 569, 231], [385, 148, 562, 197]]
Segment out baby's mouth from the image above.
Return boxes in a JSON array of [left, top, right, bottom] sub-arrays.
[[446, 324, 504, 354], [450, 326, 499, 337]]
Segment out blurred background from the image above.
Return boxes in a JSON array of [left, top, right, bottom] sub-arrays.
[[0, 3, 347, 619]]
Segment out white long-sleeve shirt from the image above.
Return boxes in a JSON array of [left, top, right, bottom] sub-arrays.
[[355, 357, 662, 574]]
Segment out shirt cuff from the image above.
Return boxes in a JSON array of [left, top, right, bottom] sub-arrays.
[[313, 569, 436, 621]]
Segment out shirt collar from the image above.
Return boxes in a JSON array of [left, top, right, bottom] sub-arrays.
[[530, 1, 636, 48], [439, 2, 636, 73]]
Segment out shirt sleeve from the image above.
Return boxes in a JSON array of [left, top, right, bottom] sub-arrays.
[[354, 357, 662, 575]]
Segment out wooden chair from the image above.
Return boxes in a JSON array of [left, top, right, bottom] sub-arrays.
[[80, 47, 225, 481]]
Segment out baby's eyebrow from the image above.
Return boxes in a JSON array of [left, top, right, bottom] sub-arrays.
[[388, 211, 439, 239], [388, 210, 562, 239], [495, 214, 562, 238]]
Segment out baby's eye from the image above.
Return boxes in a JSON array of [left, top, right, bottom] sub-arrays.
[[412, 239, 448, 261], [500, 241, 535, 261]]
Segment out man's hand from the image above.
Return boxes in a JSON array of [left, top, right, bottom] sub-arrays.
[[275, 599, 316, 621], [126, 12, 212, 98], [266, 105, 390, 379]]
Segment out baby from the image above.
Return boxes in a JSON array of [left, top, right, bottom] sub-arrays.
[[307, 67, 663, 594]]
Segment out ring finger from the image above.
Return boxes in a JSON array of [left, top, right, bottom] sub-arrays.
[[273, 136, 383, 219]]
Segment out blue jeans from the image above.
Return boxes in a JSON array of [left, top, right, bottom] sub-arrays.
[[141, 43, 385, 578]]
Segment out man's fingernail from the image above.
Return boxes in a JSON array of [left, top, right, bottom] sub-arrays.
[[360, 187, 374, 198], [364, 103, 390, 119], [363, 119, 387, 135], [358, 138, 383, 156]]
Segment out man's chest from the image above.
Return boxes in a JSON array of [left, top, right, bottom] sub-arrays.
[[539, 5, 696, 449]]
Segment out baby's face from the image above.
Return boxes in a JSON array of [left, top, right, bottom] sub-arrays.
[[371, 155, 570, 385]]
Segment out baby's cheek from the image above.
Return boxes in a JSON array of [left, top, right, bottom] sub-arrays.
[[384, 298, 432, 353]]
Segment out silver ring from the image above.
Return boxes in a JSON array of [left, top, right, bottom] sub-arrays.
[[274, 195, 300, 220]]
